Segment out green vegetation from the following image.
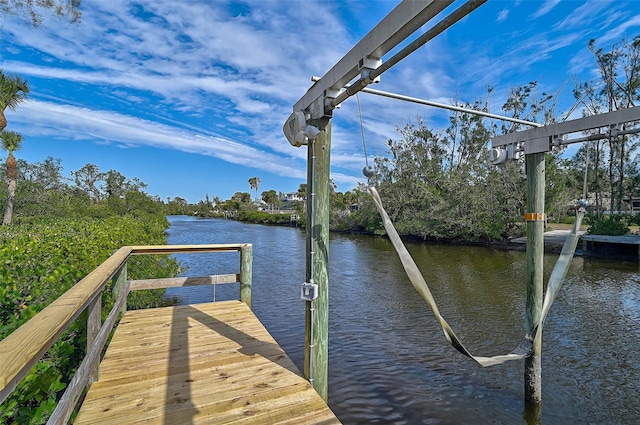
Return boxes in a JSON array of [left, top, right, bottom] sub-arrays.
[[174, 38, 640, 242], [167, 188, 303, 221], [340, 111, 529, 241], [238, 209, 298, 225], [0, 0, 82, 27], [0, 158, 180, 424], [586, 214, 631, 236]]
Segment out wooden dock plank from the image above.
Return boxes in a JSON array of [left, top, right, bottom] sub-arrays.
[[74, 300, 340, 424], [581, 234, 640, 244]]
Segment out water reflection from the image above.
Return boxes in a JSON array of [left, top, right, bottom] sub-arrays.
[[165, 216, 640, 424]]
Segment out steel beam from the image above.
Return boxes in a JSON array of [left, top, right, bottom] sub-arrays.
[[293, 0, 453, 119], [491, 107, 640, 150]]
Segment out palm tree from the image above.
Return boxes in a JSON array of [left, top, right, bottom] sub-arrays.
[[2, 130, 23, 225], [0, 70, 30, 133], [248, 177, 260, 202]]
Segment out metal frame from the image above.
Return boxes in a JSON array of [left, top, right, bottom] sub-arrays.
[[293, 0, 452, 120], [284, 0, 489, 402], [491, 107, 640, 154]]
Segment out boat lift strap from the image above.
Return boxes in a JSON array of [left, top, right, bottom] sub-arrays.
[[368, 185, 585, 367]]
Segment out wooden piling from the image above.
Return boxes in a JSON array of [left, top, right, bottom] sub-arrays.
[[304, 118, 331, 401], [524, 152, 545, 407]]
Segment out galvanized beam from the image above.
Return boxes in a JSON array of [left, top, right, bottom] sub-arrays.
[[329, 0, 487, 109], [491, 107, 640, 151], [293, 0, 452, 119]]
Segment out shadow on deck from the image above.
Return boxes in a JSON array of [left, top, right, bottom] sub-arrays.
[[75, 300, 340, 424], [0, 244, 340, 425]]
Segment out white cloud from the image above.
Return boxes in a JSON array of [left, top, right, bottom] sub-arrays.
[[531, 0, 562, 19], [2, 0, 349, 109], [600, 15, 640, 44], [497, 9, 509, 23], [554, 0, 613, 31], [8, 100, 301, 176]]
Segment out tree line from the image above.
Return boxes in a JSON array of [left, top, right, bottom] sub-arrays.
[[1, 5, 638, 420], [167, 37, 640, 240], [338, 36, 640, 240]]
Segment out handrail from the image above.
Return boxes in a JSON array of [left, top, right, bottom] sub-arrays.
[[0, 246, 132, 404], [130, 243, 251, 254], [48, 278, 131, 424], [0, 243, 253, 421]]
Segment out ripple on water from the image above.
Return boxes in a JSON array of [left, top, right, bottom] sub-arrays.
[[167, 218, 640, 424]]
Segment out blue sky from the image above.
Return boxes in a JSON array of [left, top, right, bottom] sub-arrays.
[[1, 0, 639, 203]]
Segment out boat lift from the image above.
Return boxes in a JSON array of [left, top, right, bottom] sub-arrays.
[[490, 104, 640, 408], [285, 0, 640, 411], [284, 0, 488, 402]]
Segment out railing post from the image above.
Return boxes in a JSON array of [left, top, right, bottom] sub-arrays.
[[239, 244, 253, 309], [112, 263, 127, 315], [86, 294, 101, 385]]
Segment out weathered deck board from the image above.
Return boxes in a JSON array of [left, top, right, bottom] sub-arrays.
[[75, 300, 341, 424]]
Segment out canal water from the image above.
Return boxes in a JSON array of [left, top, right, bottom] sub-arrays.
[[165, 216, 640, 425]]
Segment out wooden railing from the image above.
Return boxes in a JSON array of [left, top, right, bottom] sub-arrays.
[[0, 243, 252, 424]]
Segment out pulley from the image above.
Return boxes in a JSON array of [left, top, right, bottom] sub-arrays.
[[363, 165, 376, 178]]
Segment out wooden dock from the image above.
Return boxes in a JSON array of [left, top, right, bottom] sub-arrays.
[[582, 234, 640, 261], [74, 300, 340, 424], [510, 229, 587, 247]]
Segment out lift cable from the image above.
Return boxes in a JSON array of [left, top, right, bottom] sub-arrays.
[[355, 93, 370, 168]]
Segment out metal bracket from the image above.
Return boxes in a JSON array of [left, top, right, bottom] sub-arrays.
[[358, 56, 382, 71], [488, 143, 521, 165], [359, 56, 382, 84], [291, 1, 451, 119], [491, 107, 640, 152], [301, 282, 318, 301]]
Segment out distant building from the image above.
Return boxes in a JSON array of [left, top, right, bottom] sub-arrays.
[[283, 192, 303, 202], [623, 197, 640, 214], [253, 199, 268, 210]]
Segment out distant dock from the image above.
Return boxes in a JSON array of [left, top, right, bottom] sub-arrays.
[[510, 229, 587, 250], [510, 230, 640, 261], [582, 234, 640, 261]]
